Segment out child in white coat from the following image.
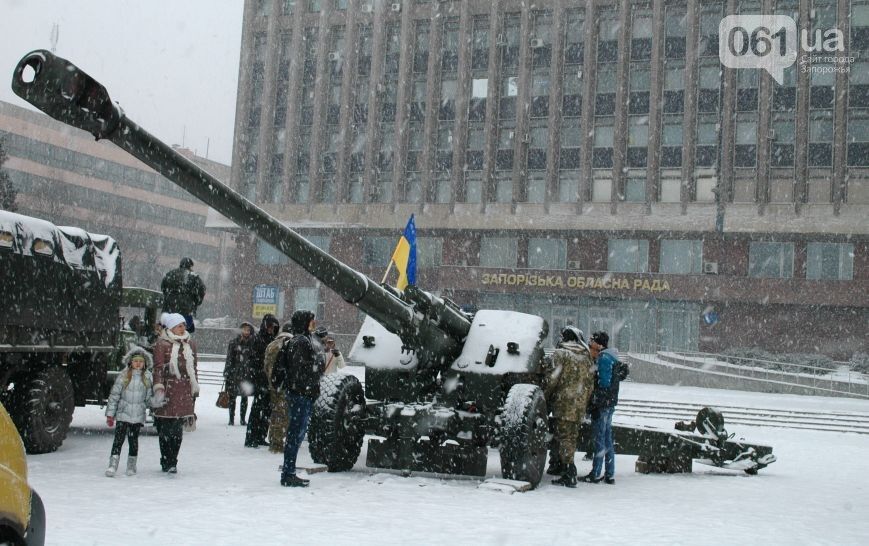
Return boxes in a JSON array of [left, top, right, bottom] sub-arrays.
[[105, 347, 154, 477]]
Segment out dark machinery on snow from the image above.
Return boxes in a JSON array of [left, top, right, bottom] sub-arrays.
[[12, 50, 775, 485]]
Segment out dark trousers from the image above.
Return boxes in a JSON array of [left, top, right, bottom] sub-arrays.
[[110, 422, 142, 457], [182, 314, 195, 333], [245, 390, 272, 446], [228, 396, 249, 423], [154, 417, 184, 470], [281, 392, 313, 480]]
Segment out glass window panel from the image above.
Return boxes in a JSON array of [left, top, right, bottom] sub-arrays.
[[659, 240, 703, 274], [528, 238, 566, 269], [748, 242, 794, 278], [257, 240, 290, 265], [480, 237, 518, 268], [607, 239, 650, 273], [806, 243, 854, 280]]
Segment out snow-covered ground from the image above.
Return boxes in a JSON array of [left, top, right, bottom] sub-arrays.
[[26, 363, 869, 545]]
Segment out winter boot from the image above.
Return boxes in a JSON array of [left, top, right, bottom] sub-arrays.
[[546, 458, 565, 476], [579, 472, 603, 484], [105, 455, 120, 477], [551, 463, 577, 488], [126, 456, 138, 476], [280, 474, 310, 487]]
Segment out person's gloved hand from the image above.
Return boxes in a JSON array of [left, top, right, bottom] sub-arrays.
[[106, 416, 115, 427], [151, 390, 167, 408]]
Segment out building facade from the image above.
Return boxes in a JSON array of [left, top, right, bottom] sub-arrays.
[[0, 101, 235, 317], [222, 0, 868, 358]]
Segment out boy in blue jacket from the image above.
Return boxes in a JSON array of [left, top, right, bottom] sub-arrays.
[[581, 331, 620, 485]]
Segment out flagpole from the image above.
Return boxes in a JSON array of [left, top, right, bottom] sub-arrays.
[[380, 260, 394, 284]]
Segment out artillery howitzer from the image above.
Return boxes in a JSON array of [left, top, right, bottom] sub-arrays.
[[13, 50, 775, 485]]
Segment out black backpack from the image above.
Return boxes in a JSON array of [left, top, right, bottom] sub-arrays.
[[614, 360, 630, 382]]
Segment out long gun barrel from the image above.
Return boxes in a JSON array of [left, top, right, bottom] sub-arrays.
[[12, 50, 468, 366]]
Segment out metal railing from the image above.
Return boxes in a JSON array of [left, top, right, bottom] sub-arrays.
[[625, 342, 869, 398]]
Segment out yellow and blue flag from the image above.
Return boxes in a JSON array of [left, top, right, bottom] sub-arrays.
[[390, 214, 417, 291]]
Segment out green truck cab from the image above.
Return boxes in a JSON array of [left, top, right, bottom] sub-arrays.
[[0, 210, 159, 453]]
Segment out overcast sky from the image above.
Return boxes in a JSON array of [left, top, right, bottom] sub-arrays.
[[0, 0, 244, 164]]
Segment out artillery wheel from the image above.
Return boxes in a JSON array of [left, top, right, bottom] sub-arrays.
[[14, 366, 75, 454], [695, 407, 726, 438], [309, 374, 366, 472], [499, 384, 548, 488]]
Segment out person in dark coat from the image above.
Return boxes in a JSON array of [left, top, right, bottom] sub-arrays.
[[160, 257, 206, 333], [245, 313, 280, 448], [223, 321, 255, 426], [275, 310, 325, 487]]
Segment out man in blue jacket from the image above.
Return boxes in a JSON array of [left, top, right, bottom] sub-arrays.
[[581, 331, 620, 485]]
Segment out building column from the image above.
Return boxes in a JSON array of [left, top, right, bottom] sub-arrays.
[[833, 0, 850, 213], [334, 3, 360, 206], [681, 0, 699, 210], [794, 0, 811, 210], [229, 0, 258, 193], [510, 6, 532, 207], [578, 0, 599, 208], [361, 4, 388, 205], [718, 0, 739, 207], [645, 0, 666, 209], [450, 2, 473, 206], [546, 0, 567, 212], [279, 6, 306, 205], [391, 2, 415, 204], [306, 6, 335, 206], [610, 0, 632, 213], [481, 4, 505, 210], [419, 4, 444, 205]]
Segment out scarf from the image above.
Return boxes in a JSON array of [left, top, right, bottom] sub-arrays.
[[165, 329, 200, 397]]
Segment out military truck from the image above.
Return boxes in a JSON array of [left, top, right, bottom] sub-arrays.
[[11, 49, 775, 485], [0, 209, 161, 453]]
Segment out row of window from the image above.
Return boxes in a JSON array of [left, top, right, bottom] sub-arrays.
[[257, 237, 856, 281], [244, 2, 869, 207]]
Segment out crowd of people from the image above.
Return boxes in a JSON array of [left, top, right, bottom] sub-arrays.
[[104, 257, 625, 490]]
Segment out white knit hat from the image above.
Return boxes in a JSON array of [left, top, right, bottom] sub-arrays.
[[163, 313, 186, 330], [159, 312, 170, 327]]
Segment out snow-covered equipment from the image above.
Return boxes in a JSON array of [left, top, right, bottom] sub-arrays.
[[0, 207, 163, 453], [12, 49, 776, 482]]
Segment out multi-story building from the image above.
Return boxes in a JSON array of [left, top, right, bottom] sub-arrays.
[[220, 0, 868, 358], [0, 101, 234, 316]]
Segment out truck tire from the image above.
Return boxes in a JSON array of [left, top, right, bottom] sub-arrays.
[[17, 366, 75, 454], [308, 374, 366, 472], [499, 384, 548, 488]]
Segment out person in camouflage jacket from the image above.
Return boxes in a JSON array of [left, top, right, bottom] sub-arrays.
[[264, 322, 293, 453], [545, 326, 594, 488]]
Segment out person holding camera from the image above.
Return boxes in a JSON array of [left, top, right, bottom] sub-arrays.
[[322, 335, 346, 375]]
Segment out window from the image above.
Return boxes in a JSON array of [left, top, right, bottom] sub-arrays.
[[294, 287, 320, 315], [771, 117, 795, 167], [660, 240, 703, 274], [257, 240, 289, 265], [806, 243, 854, 280], [608, 239, 649, 273], [528, 238, 566, 269], [810, 111, 834, 167], [748, 242, 794, 278], [735, 117, 757, 168], [363, 237, 393, 267], [417, 237, 443, 268], [480, 237, 518, 268]]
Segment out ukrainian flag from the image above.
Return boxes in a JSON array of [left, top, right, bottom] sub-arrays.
[[390, 214, 417, 291]]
